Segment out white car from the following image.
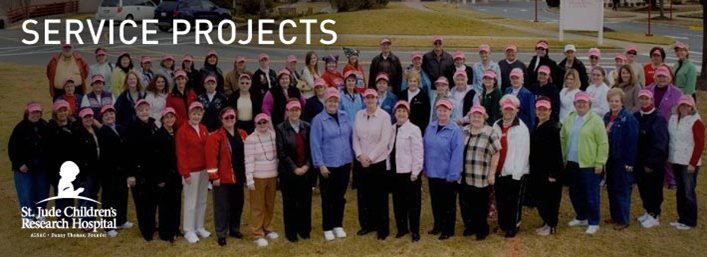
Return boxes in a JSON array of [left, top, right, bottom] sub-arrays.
[[96, 0, 157, 21]]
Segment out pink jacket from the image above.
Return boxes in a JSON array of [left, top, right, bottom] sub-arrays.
[[387, 121, 424, 176]]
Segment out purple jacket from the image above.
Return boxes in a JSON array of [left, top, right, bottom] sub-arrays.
[[645, 83, 682, 123]]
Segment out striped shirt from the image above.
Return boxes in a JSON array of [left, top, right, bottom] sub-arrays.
[[462, 125, 501, 188], [245, 129, 279, 186]]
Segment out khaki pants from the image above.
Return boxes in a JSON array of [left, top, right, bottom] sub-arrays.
[[250, 177, 277, 238]]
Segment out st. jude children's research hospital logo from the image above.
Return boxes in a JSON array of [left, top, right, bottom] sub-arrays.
[[21, 161, 117, 237]]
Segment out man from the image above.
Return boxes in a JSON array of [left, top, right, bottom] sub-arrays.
[[285, 55, 302, 89], [47, 43, 89, 99], [86, 48, 114, 94], [558, 44, 589, 91], [422, 36, 454, 94], [498, 44, 527, 92], [252, 53, 277, 100], [369, 38, 403, 96]]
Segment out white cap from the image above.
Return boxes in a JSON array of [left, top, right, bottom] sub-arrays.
[[564, 44, 577, 53]]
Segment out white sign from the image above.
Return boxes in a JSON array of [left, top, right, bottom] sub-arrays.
[[559, 0, 605, 45]]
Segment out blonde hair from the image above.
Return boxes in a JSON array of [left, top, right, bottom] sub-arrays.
[[122, 70, 145, 92], [606, 88, 625, 103], [563, 69, 580, 90], [406, 70, 421, 82]]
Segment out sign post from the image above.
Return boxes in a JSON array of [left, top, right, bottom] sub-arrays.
[[559, 0, 605, 45]]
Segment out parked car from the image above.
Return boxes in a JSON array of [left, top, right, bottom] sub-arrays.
[[155, 0, 232, 32], [97, 0, 158, 21]]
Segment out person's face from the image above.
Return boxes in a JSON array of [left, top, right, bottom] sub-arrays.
[[651, 52, 663, 64], [564, 75, 576, 89], [470, 113, 485, 128], [205, 81, 216, 93], [288, 108, 302, 122], [436, 83, 449, 95], [483, 77, 494, 89], [565, 50, 575, 60], [279, 75, 291, 88], [502, 107, 516, 120], [326, 62, 337, 72], [92, 81, 104, 92], [163, 113, 176, 128], [538, 72, 549, 83], [176, 77, 187, 89], [535, 47, 546, 57], [364, 95, 377, 107], [609, 95, 623, 112], [505, 50, 516, 61], [183, 60, 192, 68], [510, 76, 522, 87], [221, 114, 236, 129], [56, 108, 69, 122], [102, 111, 116, 125], [589, 55, 599, 66], [479, 51, 489, 61], [127, 74, 138, 89], [62, 47, 72, 57], [678, 104, 692, 116], [259, 59, 269, 68], [207, 55, 217, 65], [574, 100, 590, 115], [120, 56, 130, 67], [395, 108, 409, 124], [345, 77, 357, 90], [28, 111, 42, 123], [376, 80, 389, 93], [239, 78, 251, 91], [436, 106, 451, 122], [64, 83, 75, 95], [141, 62, 151, 70], [407, 78, 419, 90], [236, 61, 245, 70], [536, 106, 550, 121], [454, 58, 465, 66], [156, 78, 166, 92], [615, 59, 625, 67], [639, 96, 652, 108], [656, 75, 670, 86], [189, 109, 203, 124], [136, 105, 150, 121], [433, 40, 443, 51], [96, 54, 107, 63], [256, 119, 269, 133], [454, 76, 467, 88], [163, 59, 174, 68], [325, 98, 339, 114], [412, 57, 422, 67], [348, 55, 358, 64], [82, 115, 94, 127], [626, 52, 636, 62], [315, 85, 326, 97], [381, 43, 391, 54], [676, 48, 688, 59], [620, 68, 631, 83], [309, 55, 318, 66], [591, 70, 604, 84], [287, 61, 297, 70]]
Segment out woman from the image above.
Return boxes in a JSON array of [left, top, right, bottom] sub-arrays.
[[275, 101, 315, 242], [586, 66, 610, 117], [529, 65, 560, 122], [56, 78, 83, 119], [587, 48, 602, 71], [560, 69, 581, 123], [252, 53, 277, 99], [181, 54, 202, 94], [401, 52, 432, 96], [668, 95, 704, 230], [224, 56, 253, 98], [206, 107, 248, 246], [527, 40, 561, 85], [353, 89, 393, 240], [603, 89, 639, 230], [227, 73, 262, 134], [672, 42, 697, 100], [388, 101, 424, 242], [125, 99, 159, 241], [145, 74, 169, 127], [612, 64, 641, 113], [9, 102, 49, 220], [321, 55, 344, 89], [607, 54, 626, 86], [472, 44, 502, 89], [262, 69, 306, 126], [86, 48, 114, 93], [560, 92, 609, 235], [480, 71, 502, 125], [81, 75, 115, 122], [504, 68, 536, 130], [646, 66, 683, 189], [449, 70, 475, 125], [166, 70, 198, 129], [644, 47, 672, 86], [138, 56, 155, 87], [245, 113, 280, 247], [399, 71, 430, 133], [43, 100, 78, 221], [74, 108, 102, 223], [197, 75, 228, 132], [634, 89, 669, 229], [301, 51, 320, 99], [374, 73, 398, 116], [339, 70, 365, 124], [111, 52, 134, 96], [459, 105, 500, 241], [303, 79, 328, 123], [310, 88, 354, 241], [156, 54, 176, 89], [424, 99, 463, 240], [199, 50, 225, 93], [114, 71, 146, 128], [625, 46, 646, 87], [176, 102, 211, 243], [342, 47, 366, 93], [153, 107, 183, 242], [530, 97, 563, 236], [431, 77, 462, 123], [493, 95, 530, 238]]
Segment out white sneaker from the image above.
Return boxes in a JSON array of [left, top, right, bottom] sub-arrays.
[[333, 227, 347, 238], [637, 213, 651, 223], [196, 228, 211, 238], [266, 231, 279, 240], [585, 225, 600, 234], [536, 226, 551, 236], [323, 230, 335, 241], [120, 221, 134, 229], [568, 219, 588, 227], [254, 237, 268, 247], [535, 224, 550, 233], [107, 230, 118, 238], [184, 232, 199, 243], [670, 221, 680, 227], [641, 216, 660, 228], [675, 223, 693, 230]]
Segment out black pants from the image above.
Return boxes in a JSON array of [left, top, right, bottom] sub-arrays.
[[428, 178, 457, 236], [132, 182, 158, 240], [536, 179, 562, 227], [320, 163, 351, 231], [393, 173, 421, 235], [495, 175, 526, 233], [355, 160, 390, 235], [158, 175, 182, 241], [459, 184, 490, 237], [212, 183, 243, 239], [635, 165, 664, 217], [673, 164, 699, 227], [101, 172, 128, 228], [281, 173, 313, 240]]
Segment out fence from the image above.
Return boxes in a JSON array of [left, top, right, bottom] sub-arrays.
[[6, 0, 78, 23]]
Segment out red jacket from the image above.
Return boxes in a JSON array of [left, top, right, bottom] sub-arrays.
[[47, 52, 89, 97], [206, 127, 248, 184], [166, 89, 198, 129], [176, 122, 209, 178]]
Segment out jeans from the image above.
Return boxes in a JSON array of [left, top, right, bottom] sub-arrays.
[[567, 162, 601, 225], [673, 164, 699, 227], [14, 170, 50, 218]]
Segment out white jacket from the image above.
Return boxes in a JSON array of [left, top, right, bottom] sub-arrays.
[[668, 113, 703, 166], [387, 121, 424, 177], [492, 118, 530, 180]]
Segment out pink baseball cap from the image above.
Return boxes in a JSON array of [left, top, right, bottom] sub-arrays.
[[135, 99, 150, 108], [277, 69, 291, 78], [510, 68, 524, 79], [239, 73, 251, 80], [435, 99, 453, 110], [95, 49, 107, 56], [207, 50, 218, 57], [453, 51, 466, 60], [161, 107, 176, 118], [343, 70, 358, 79], [379, 38, 392, 45], [588, 48, 601, 58], [434, 77, 449, 86], [255, 113, 270, 123], [453, 70, 467, 79], [410, 52, 423, 60], [63, 77, 75, 86], [654, 66, 671, 78], [469, 105, 486, 116], [91, 74, 105, 84], [286, 101, 302, 110], [674, 41, 689, 51], [614, 54, 627, 62], [363, 89, 377, 98], [204, 75, 217, 83], [574, 92, 592, 103], [286, 55, 297, 63], [235, 56, 246, 63], [183, 54, 194, 62], [162, 54, 175, 61], [625, 45, 638, 54], [79, 108, 94, 118], [62, 43, 72, 49], [483, 70, 497, 79], [174, 70, 187, 79], [189, 101, 204, 111], [258, 53, 269, 61], [535, 41, 549, 49], [432, 35, 443, 44], [100, 105, 116, 114], [535, 99, 551, 109], [53, 100, 70, 111], [479, 44, 491, 53], [505, 44, 517, 52], [325, 87, 340, 100], [314, 78, 327, 88], [638, 89, 654, 99], [221, 108, 236, 119], [141, 56, 152, 64], [394, 100, 410, 111], [678, 95, 695, 108], [538, 65, 551, 75], [501, 101, 517, 111], [375, 73, 389, 82]]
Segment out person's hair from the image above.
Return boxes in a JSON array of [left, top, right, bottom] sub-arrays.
[[613, 64, 636, 89], [146, 74, 169, 94], [499, 94, 520, 109], [536, 96, 552, 109], [161, 59, 175, 70], [122, 70, 145, 92], [348, 55, 358, 67], [676, 103, 698, 116], [406, 70, 421, 82], [650, 46, 666, 61], [305, 51, 319, 76], [564, 68, 580, 89], [606, 88, 625, 103], [590, 66, 610, 85], [219, 107, 237, 120]]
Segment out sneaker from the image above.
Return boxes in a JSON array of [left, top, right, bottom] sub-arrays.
[[120, 221, 134, 229], [265, 231, 279, 240], [254, 237, 268, 247], [585, 225, 599, 234], [323, 230, 335, 241], [669, 221, 680, 227], [568, 219, 588, 227], [637, 213, 651, 223], [535, 224, 550, 233], [107, 230, 118, 238], [675, 223, 693, 230], [184, 232, 199, 243], [641, 216, 660, 228], [196, 228, 211, 238], [536, 226, 551, 236], [333, 227, 347, 238]]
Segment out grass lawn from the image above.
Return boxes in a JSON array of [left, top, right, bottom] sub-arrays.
[[1, 63, 706, 257], [293, 36, 621, 50]]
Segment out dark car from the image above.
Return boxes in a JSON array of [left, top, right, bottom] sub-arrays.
[[155, 0, 231, 32]]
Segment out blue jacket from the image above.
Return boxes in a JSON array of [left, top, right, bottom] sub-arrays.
[[423, 121, 463, 182], [339, 89, 365, 124], [603, 108, 639, 166], [310, 110, 354, 168], [634, 110, 669, 170], [401, 66, 432, 94], [114, 90, 146, 128], [303, 96, 324, 123], [379, 91, 398, 118], [505, 86, 536, 130]]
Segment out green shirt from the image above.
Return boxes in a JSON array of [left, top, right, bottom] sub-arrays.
[[673, 59, 697, 96], [560, 111, 609, 169]]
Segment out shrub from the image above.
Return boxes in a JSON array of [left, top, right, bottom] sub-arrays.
[[329, 0, 389, 12]]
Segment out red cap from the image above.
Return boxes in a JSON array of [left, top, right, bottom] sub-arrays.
[[62, 43, 72, 49], [574, 91, 592, 103], [325, 87, 340, 100], [501, 101, 517, 111], [453, 51, 466, 60], [674, 41, 689, 51], [162, 54, 174, 61], [375, 73, 389, 82], [434, 77, 449, 86], [435, 99, 453, 110], [100, 105, 116, 114], [63, 77, 75, 86], [135, 99, 150, 108], [53, 100, 70, 111], [535, 99, 551, 109], [79, 108, 94, 118], [483, 70, 497, 79], [189, 102, 204, 111], [258, 53, 269, 61], [478, 44, 491, 53], [255, 113, 270, 123], [174, 70, 187, 79], [588, 48, 601, 58], [678, 95, 695, 107], [161, 107, 176, 118], [394, 100, 410, 111], [380, 38, 392, 45], [625, 45, 638, 54], [286, 101, 302, 110], [510, 68, 524, 79], [286, 55, 297, 63], [538, 65, 551, 75], [614, 54, 627, 62], [344, 70, 358, 79], [221, 108, 236, 119], [204, 75, 217, 84], [363, 89, 377, 98], [638, 89, 654, 99], [182, 54, 194, 62]]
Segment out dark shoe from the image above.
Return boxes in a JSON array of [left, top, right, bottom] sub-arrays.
[[427, 229, 440, 235], [475, 233, 488, 241], [357, 229, 374, 236], [217, 237, 226, 246], [377, 234, 388, 240], [463, 228, 474, 236], [549, 227, 557, 235], [144, 237, 153, 241], [395, 231, 409, 238], [286, 236, 298, 242], [299, 233, 310, 239], [604, 219, 616, 224], [613, 224, 629, 231], [411, 233, 420, 242], [438, 234, 451, 240], [229, 231, 243, 239], [504, 230, 517, 238]]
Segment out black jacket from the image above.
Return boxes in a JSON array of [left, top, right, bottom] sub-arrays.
[[43, 119, 76, 181], [461, 89, 477, 119], [444, 65, 474, 88], [252, 68, 277, 100], [528, 82, 561, 122], [529, 120, 564, 182], [527, 55, 561, 86], [153, 126, 180, 185], [422, 50, 454, 90], [197, 92, 228, 132], [199, 61, 225, 94], [73, 123, 101, 178], [399, 89, 431, 134], [558, 58, 590, 91], [369, 52, 403, 95], [8, 118, 47, 171], [125, 118, 159, 184], [634, 110, 670, 171], [227, 90, 262, 121], [303, 96, 324, 123], [97, 124, 126, 179], [275, 120, 314, 185]]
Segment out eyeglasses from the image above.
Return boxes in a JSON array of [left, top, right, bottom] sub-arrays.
[[222, 115, 235, 120], [651, 54, 661, 57], [626, 51, 637, 55], [590, 56, 599, 59], [257, 121, 268, 125], [434, 42, 442, 46]]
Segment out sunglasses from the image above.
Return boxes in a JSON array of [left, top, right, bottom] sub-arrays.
[[222, 115, 235, 120], [590, 56, 599, 59], [434, 42, 442, 46], [627, 51, 637, 55], [257, 121, 269, 125]]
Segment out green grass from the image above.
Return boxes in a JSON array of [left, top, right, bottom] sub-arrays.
[[1, 63, 706, 257]]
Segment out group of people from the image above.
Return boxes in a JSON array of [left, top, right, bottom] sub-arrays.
[[9, 36, 702, 247]]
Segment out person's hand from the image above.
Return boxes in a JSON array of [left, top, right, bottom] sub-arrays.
[[93, 119, 102, 128], [158, 182, 166, 188], [594, 167, 602, 175], [625, 165, 634, 172], [127, 176, 136, 187], [548, 177, 557, 183], [184, 176, 192, 185], [19, 164, 29, 173], [410, 174, 418, 182], [488, 175, 495, 185], [645, 167, 653, 173], [688, 165, 697, 173], [320, 166, 330, 178], [247, 183, 255, 191], [457, 118, 465, 126], [212, 179, 220, 187]]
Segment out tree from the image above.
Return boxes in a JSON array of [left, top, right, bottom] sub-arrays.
[[700, 0, 706, 88]]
